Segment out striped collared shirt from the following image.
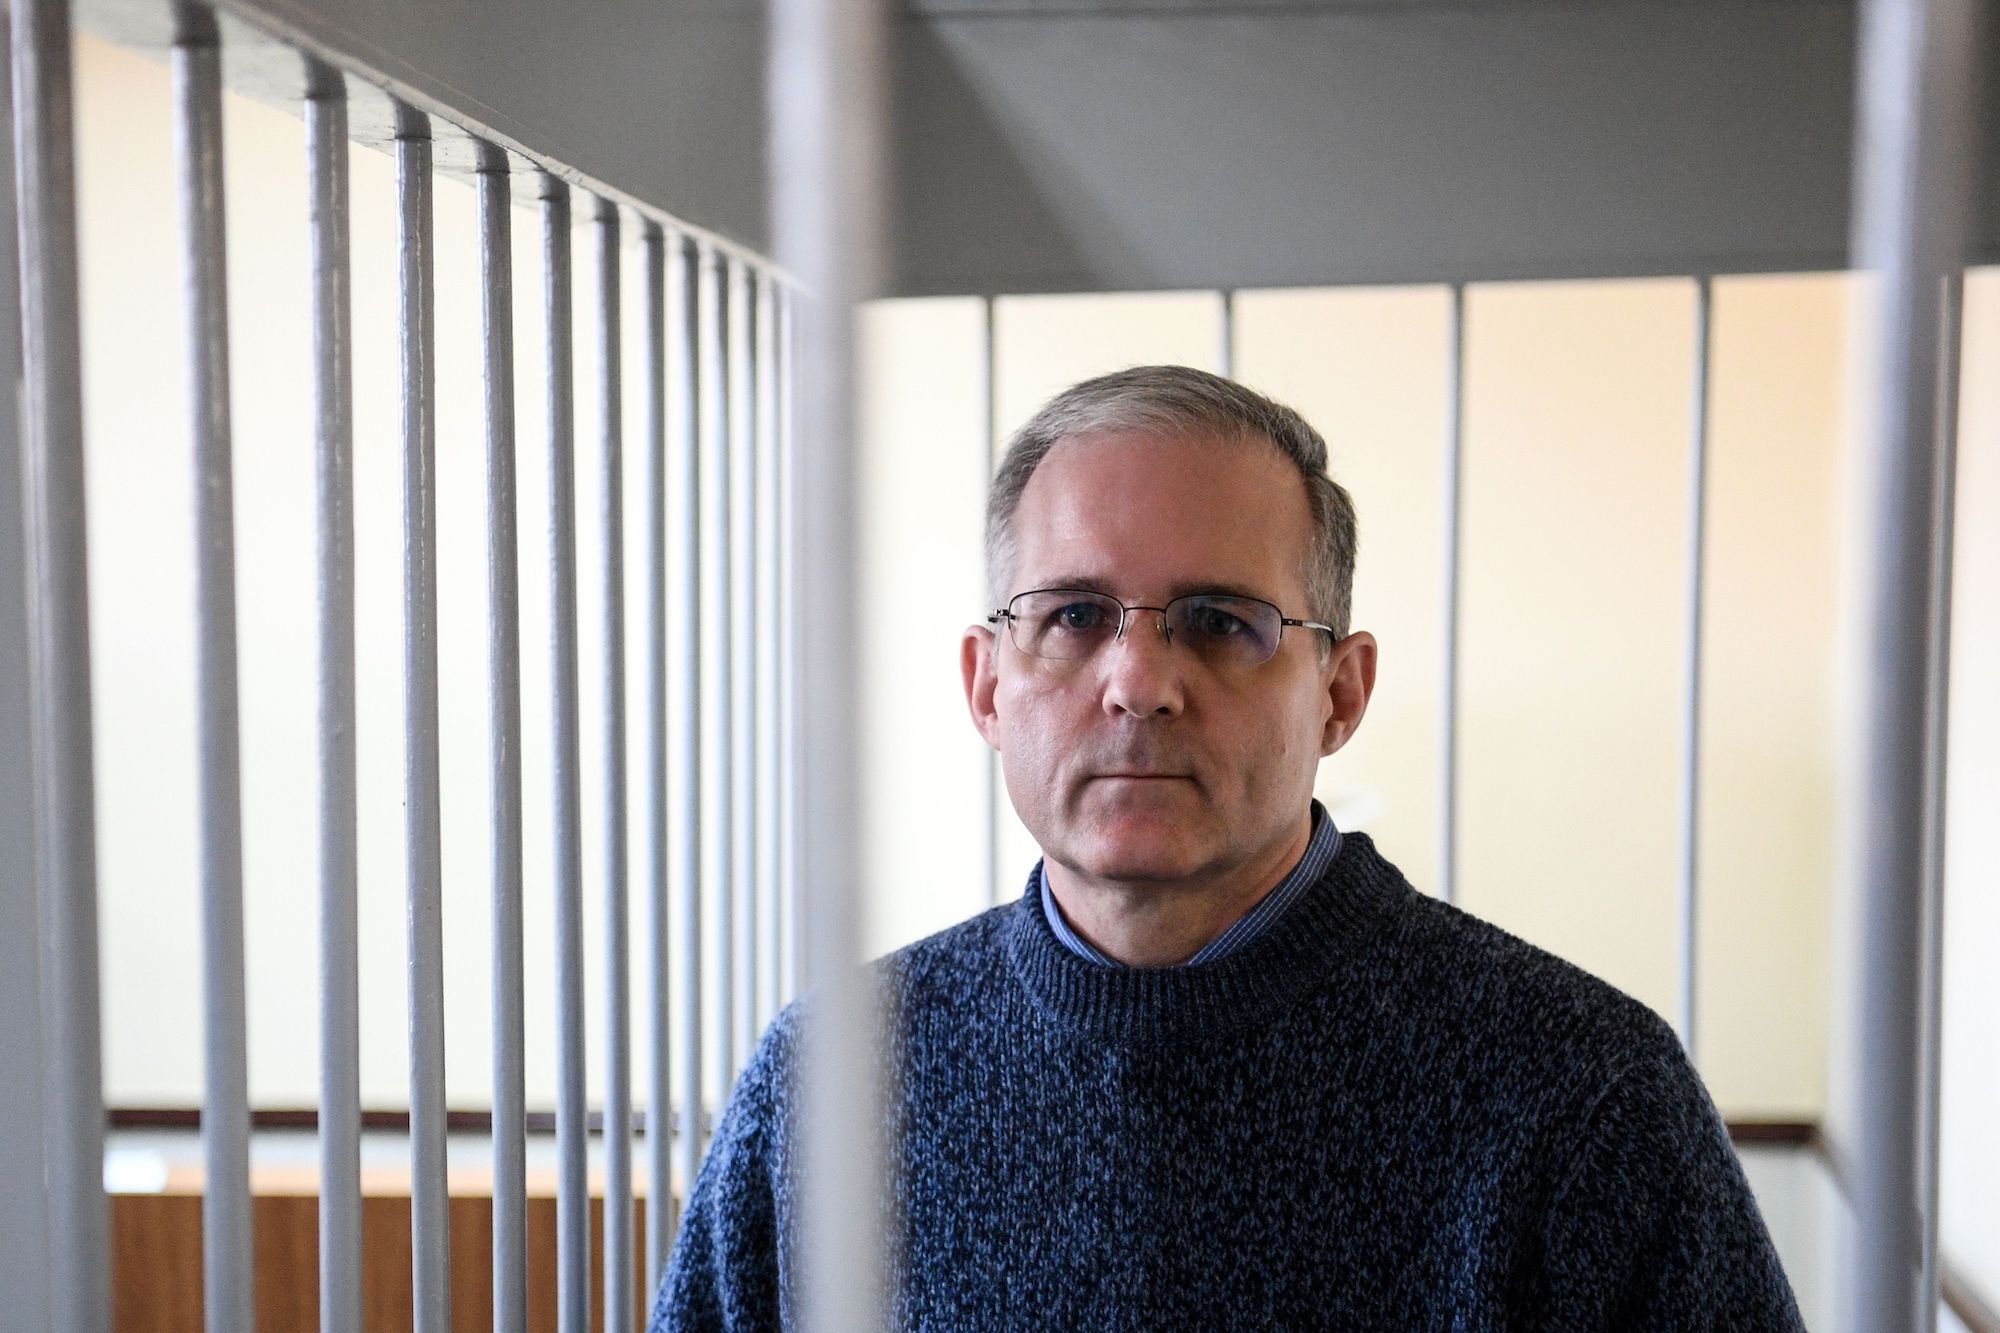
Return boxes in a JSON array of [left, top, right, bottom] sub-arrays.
[[1037, 801, 1343, 967]]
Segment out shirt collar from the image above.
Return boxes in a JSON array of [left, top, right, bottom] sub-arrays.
[[1035, 800, 1343, 968]]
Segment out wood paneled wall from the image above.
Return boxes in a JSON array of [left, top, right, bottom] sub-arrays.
[[110, 1192, 659, 1333]]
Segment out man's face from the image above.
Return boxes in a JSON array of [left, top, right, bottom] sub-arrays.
[[962, 430, 1375, 891]]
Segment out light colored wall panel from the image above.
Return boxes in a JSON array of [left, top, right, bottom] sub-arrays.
[[1939, 266, 2000, 1302], [1458, 278, 1695, 1026], [988, 290, 1224, 891], [855, 299, 994, 956], [1696, 273, 1847, 1117], [1232, 286, 1449, 896]]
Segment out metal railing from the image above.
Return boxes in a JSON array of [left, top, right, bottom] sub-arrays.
[[2, 0, 848, 1329]]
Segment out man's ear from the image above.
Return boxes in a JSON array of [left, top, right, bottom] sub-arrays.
[[1320, 630, 1377, 757], [963, 624, 1002, 750]]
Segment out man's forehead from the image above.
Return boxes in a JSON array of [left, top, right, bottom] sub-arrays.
[[1008, 430, 1311, 600]]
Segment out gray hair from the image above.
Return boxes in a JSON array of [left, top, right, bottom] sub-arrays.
[[986, 364, 1358, 638]]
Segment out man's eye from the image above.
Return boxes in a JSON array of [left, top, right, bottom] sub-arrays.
[[1052, 602, 1109, 632], [1191, 607, 1249, 637]]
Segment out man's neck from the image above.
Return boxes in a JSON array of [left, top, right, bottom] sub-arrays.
[[1042, 813, 1315, 967]]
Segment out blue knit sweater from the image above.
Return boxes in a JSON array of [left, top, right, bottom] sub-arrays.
[[651, 831, 1804, 1330]]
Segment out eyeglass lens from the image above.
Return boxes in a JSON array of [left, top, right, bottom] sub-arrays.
[[1006, 590, 1284, 666]]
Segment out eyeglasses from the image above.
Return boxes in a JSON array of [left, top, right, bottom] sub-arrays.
[[988, 588, 1335, 668]]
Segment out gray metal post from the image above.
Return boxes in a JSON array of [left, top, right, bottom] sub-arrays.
[[176, 24, 254, 1333], [542, 173, 591, 1333], [9, 0, 108, 1326], [1841, 0, 1983, 1327], [698, 244, 736, 1109], [777, 284, 804, 1003], [476, 140, 528, 1333], [669, 230, 707, 1209], [769, 0, 891, 1329], [1676, 276, 1713, 1056], [596, 196, 636, 1333], [640, 219, 674, 1291], [306, 58, 362, 1333], [0, 30, 54, 1333], [1438, 282, 1466, 907], [1916, 267, 1965, 1333], [1218, 288, 1236, 378], [980, 295, 1001, 909], [754, 269, 783, 1032], [395, 102, 452, 1333], [728, 257, 758, 1072]]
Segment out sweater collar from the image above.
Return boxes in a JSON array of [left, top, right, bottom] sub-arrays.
[[1002, 828, 1411, 1046]]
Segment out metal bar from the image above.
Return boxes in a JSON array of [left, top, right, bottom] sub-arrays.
[[778, 284, 804, 1002], [176, 26, 254, 1333], [0, 33, 55, 1333], [395, 102, 452, 1333], [542, 172, 591, 1333], [595, 196, 636, 1333], [306, 59, 362, 1333], [1218, 288, 1236, 378], [755, 269, 783, 1033], [728, 257, 758, 1071], [9, 0, 108, 1323], [698, 244, 735, 1108], [1438, 282, 1466, 907], [669, 229, 706, 1203], [1841, 0, 1983, 1326], [980, 295, 1001, 909], [640, 219, 673, 1292], [769, 0, 891, 1327], [1676, 275, 1713, 1056], [476, 140, 528, 1333], [1916, 267, 1965, 1329]]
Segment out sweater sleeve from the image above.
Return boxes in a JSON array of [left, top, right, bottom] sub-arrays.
[[649, 1027, 793, 1333], [1530, 1028, 1806, 1331]]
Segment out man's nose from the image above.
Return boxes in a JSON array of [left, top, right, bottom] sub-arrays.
[[1099, 610, 1185, 717]]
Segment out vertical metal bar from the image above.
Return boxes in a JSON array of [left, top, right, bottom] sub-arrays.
[[0, 32, 56, 1333], [1916, 267, 1965, 1333], [698, 244, 735, 1109], [980, 295, 1001, 909], [1438, 282, 1466, 907], [542, 172, 591, 1333], [1218, 288, 1236, 378], [176, 25, 254, 1333], [770, 0, 891, 1328], [641, 220, 674, 1292], [778, 285, 804, 1003], [395, 102, 452, 1333], [306, 59, 362, 1333], [9, 0, 108, 1325], [755, 270, 783, 1032], [596, 197, 636, 1333], [728, 258, 758, 1071], [1676, 275, 1713, 1057], [669, 230, 706, 1201], [1842, 0, 1982, 1326], [476, 141, 528, 1333]]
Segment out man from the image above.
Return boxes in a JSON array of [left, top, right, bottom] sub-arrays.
[[652, 365, 1804, 1330]]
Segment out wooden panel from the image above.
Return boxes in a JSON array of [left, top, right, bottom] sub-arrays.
[[111, 1192, 654, 1333]]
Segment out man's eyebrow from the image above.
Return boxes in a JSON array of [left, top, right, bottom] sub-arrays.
[[1028, 576, 1282, 604]]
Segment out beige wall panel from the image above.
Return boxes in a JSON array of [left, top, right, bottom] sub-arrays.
[[1940, 267, 2000, 1297], [1696, 274, 1847, 1117], [1458, 279, 1695, 1025], [988, 291, 1226, 894], [856, 299, 995, 956], [1232, 286, 1449, 895]]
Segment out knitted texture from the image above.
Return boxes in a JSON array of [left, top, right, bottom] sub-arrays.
[[651, 832, 1804, 1331]]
